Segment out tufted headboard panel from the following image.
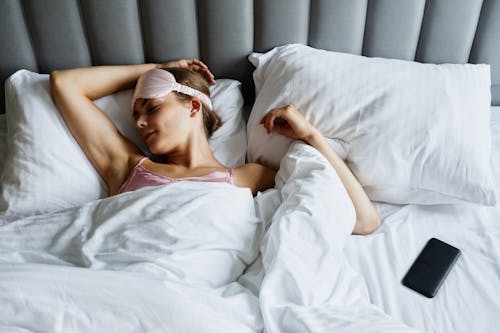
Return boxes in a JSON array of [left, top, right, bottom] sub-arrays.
[[1, 0, 500, 114]]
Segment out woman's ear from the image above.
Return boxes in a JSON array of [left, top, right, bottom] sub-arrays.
[[190, 99, 202, 117]]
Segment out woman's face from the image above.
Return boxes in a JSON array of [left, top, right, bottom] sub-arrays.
[[132, 93, 196, 155]]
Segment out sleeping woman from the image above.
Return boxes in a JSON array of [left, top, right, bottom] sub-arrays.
[[49, 58, 380, 235]]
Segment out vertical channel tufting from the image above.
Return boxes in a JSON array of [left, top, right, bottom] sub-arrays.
[[363, 0, 425, 60], [2, 0, 500, 113], [0, 0, 38, 74], [254, 0, 310, 53], [80, 0, 144, 65], [309, 0, 367, 55], [21, 0, 91, 73], [470, 0, 500, 104], [415, 0, 484, 64], [197, 0, 253, 103], [0, 0, 38, 114], [140, 0, 199, 63]]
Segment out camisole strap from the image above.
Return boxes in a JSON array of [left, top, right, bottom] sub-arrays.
[[137, 156, 148, 166], [118, 156, 149, 193], [228, 168, 237, 186]]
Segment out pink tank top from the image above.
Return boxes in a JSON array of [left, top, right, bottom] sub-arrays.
[[119, 157, 237, 194]]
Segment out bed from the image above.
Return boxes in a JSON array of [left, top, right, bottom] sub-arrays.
[[1, 1, 499, 332]]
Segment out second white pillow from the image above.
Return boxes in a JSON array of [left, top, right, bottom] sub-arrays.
[[247, 44, 495, 206]]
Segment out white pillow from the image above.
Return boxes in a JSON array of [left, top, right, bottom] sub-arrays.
[[0, 70, 246, 219], [247, 44, 496, 206]]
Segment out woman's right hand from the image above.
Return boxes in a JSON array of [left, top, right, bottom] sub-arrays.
[[260, 104, 317, 142], [157, 58, 216, 85]]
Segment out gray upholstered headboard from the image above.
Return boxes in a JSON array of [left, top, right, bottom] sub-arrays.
[[1, 0, 500, 115]]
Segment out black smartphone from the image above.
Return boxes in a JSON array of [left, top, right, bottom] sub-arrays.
[[402, 238, 461, 298]]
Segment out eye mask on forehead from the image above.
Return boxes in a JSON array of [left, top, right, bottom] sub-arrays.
[[131, 68, 213, 111]]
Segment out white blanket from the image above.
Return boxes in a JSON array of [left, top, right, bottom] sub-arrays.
[[0, 143, 419, 332], [256, 142, 419, 332], [0, 182, 263, 332]]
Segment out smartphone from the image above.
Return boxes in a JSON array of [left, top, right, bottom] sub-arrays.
[[402, 238, 461, 298]]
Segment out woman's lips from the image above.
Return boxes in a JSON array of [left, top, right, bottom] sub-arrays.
[[144, 131, 157, 142]]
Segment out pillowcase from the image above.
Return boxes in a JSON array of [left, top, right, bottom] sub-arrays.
[[247, 44, 496, 206], [0, 70, 246, 219]]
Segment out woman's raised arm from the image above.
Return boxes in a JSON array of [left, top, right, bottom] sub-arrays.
[[51, 63, 157, 100], [50, 64, 155, 193], [260, 104, 381, 235], [51, 59, 214, 102]]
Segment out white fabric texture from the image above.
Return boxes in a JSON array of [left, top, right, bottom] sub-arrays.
[[0, 70, 246, 219], [256, 142, 419, 332], [0, 181, 263, 332], [343, 109, 500, 333], [2, 118, 499, 332], [0, 141, 420, 333], [0, 264, 260, 333], [247, 44, 495, 206]]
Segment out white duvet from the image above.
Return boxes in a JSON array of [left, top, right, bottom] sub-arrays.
[[0, 143, 418, 332]]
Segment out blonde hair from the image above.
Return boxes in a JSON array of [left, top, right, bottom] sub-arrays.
[[161, 67, 221, 138]]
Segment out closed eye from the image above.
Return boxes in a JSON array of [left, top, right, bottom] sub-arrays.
[[132, 105, 159, 120], [147, 105, 160, 114]]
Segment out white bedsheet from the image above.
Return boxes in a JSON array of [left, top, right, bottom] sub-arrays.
[[0, 110, 499, 332], [344, 108, 500, 333]]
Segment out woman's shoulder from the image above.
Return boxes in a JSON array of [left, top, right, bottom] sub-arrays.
[[234, 162, 269, 171], [233, 163, 276, 195], [234, 162, 276, 177]]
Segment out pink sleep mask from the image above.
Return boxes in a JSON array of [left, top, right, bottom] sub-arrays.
[[131, 68, 213, 111]]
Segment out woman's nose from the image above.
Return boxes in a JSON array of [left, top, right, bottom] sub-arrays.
[[135, 115, 147, 128]]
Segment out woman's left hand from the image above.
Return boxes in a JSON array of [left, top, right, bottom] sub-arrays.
[[158, 58, 216, 85], [260, 104, 316, 141]]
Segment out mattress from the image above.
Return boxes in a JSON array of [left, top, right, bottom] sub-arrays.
[[343, 107, 500, 332]]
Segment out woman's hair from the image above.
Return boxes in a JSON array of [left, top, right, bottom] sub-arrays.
[[161, 67, 221, 138]]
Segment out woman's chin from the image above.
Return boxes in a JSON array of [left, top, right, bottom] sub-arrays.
[[146, 137, 176, 156], [148, 146, 160, 155], [147, 144, 169, 156]]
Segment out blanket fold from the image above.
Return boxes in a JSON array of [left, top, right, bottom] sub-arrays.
[[258, 142, 420, 333]]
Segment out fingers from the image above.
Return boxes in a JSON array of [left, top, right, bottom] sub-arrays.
[[161, 58, 216, 85], [260, 104, 313, 140], [202, 69, 216, 85], [188, 59, 216, 85], [265, 112, 276, 134], [190, 58, 209, 69], [259, 110, 272, 134], [260, 107, 286, 134]]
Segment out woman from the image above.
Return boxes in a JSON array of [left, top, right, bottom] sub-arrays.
[[50, 58, 380, 234]]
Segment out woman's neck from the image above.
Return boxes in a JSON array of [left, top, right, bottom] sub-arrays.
[[163, 133, 221, 169]]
